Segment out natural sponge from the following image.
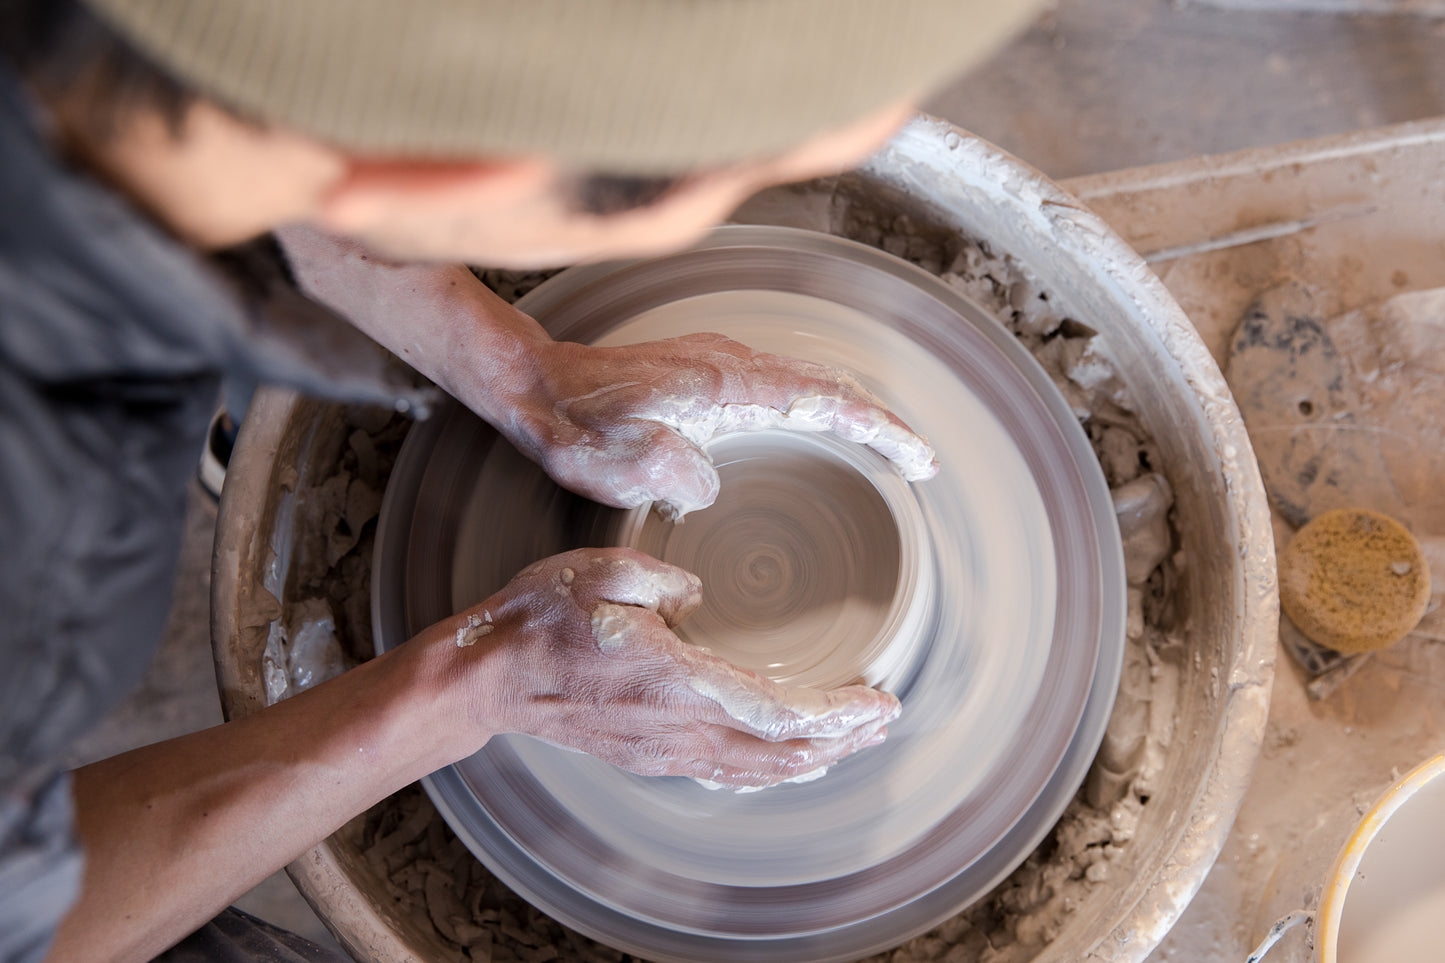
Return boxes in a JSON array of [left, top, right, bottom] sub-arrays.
[[1278, 508, 1431, 654]]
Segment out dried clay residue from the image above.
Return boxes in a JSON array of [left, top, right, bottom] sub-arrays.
[[835, 205, 1187, 963], [263, 407, 411, 704], [353, 785, 630, 963]]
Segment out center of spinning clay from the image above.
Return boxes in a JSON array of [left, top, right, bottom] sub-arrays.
[[623, 429, 926, 690]]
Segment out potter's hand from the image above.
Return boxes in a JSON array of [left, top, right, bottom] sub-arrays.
[[506, 334, 939, 520], [441, 547, 900, 789], [275, 229, 934, 517]]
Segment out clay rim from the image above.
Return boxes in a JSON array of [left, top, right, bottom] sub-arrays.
[[610, 428, 933, 691]]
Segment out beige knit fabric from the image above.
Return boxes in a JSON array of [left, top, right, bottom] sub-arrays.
[[83, 0, 1043, 172]]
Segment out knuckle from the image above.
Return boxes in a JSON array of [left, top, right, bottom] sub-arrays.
[[774, 745, 823, 777], [615, 730, 691, 774], [625, 755, 674, 779], [635, 675, 677, 710], [606, 545, 652, 567]]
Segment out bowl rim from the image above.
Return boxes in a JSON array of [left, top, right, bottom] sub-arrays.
[[1316, 752, 1445, 963]]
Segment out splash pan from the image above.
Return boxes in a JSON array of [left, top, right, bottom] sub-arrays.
[[372, 226, 1125, 961]]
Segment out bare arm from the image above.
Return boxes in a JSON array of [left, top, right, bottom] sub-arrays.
[[49, 627, 467, 963], [49, 551, 896, 963], [276, 223, 554, 438]]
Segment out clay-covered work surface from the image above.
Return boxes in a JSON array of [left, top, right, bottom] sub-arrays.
[[1066, 122, 1445, 963]]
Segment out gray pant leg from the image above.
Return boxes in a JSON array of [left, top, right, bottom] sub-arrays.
[[157, 908, 352, 963]]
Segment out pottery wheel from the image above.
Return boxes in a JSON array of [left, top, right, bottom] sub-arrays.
[[373, 226, 1125, 961]]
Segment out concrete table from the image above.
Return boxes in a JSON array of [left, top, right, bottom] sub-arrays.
[[1062, 119, 1445, 962]]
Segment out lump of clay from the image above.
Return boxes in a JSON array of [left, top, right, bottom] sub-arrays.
[[1113, 474, 1173, 586]]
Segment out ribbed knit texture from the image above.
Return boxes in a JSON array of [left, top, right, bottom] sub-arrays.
[[84, 0, 1043, 172]]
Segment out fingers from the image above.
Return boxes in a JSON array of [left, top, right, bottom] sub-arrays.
[[546, 422, 721, 520], [644, 338, 940, 483], [486, 546, 902, 791], [608, 713, 893, 790], [721, 358, 939, 481], [817, 400, 941, 482], [536, 335, 935, 516], [686, 716, 892, 791], [590, 592, 900, 743], [630, 429, 721, 521], [549, 548, 703, 628], [721, 393, 940, 483], [555, 557, 900, 783], [677, 647, 902, 742]]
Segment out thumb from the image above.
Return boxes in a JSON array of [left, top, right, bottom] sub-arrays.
[[565, 548, 704, 628], [637, 428, 721, 521]]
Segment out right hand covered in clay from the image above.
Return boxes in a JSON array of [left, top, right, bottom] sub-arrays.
[[501, 333, 939, 521], [432, 547, 900, 789]]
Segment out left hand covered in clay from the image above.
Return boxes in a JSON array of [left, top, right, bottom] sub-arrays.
[[502, 333, 939, 519], [432, 547, 901, 789]]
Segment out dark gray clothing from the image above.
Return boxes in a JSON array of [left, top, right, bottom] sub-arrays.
[[0, 63, 429, 963], [159, 909, 352, 963]]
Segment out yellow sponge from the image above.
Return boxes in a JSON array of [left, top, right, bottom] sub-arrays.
[[1279, 508, 1431, 655]]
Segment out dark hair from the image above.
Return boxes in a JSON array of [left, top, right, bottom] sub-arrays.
[[0, 0, 200, 139], [566, 173, 686, 217]]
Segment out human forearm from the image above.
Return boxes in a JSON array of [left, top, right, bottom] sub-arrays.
[[48, 639, 474, 963], [278, 224, 936, 519], [46, 545, 898, 962], [276, 222, 551, 437]]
